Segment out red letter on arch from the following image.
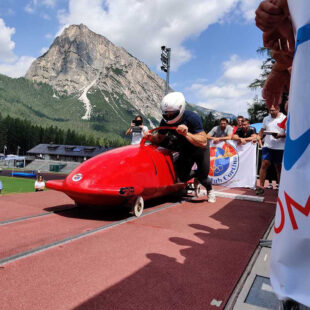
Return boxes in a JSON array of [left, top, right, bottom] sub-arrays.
[[274, 197, 285, 234], [285, 192, 310, 230]]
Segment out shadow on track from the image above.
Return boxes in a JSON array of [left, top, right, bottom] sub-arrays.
[[71, 197, 276, 310], [44, 195, 188, 222]]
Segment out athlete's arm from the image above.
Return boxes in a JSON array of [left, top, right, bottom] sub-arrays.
[[176, 125, 207, 148], [186, 131, 208, 148]]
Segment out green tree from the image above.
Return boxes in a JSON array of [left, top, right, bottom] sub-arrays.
[[202, 112, 219, 133], [247, 96, 269, 124], [248, 47, 287, 122], [247, 48, 271, 123]]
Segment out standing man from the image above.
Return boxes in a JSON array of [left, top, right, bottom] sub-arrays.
[[256, 105, 286, 195], [207, 118, 233, 143], [145, 92, 216, 203]]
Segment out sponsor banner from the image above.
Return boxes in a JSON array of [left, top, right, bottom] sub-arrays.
[[209, 140, 256, 188], [270, 1, 310, 307]]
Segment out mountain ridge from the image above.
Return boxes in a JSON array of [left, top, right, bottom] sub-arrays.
[[0, 24, 235, 144]]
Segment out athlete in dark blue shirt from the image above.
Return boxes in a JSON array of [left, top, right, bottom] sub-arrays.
[[146, 92, 215, 203]]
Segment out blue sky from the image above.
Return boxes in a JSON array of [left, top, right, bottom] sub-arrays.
[[0, 0, 265, 116]]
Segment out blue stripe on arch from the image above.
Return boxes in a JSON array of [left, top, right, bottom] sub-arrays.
[[295, 24, 310, 52]]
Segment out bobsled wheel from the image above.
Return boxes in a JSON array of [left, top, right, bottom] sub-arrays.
[[130, 196, 144, 217], [195, 183, 203, 198]]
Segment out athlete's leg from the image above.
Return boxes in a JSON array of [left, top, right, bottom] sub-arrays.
[[175, 152, 194, 182], [193, 147, 212, 192]]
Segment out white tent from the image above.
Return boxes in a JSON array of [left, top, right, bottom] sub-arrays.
[[4, 155, 26, 167]]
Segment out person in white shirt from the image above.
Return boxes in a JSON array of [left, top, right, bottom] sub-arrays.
[[126, 115, 148, 145], [34, 175, 45, 192], [256, 105, 286, 195]]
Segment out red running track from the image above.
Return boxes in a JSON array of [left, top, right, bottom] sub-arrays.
[[0, 189, 276, 310]]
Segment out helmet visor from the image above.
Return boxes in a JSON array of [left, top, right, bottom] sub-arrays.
[[162, 110, 180, 122]]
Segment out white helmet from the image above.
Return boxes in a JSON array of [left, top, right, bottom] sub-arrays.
[[160, 92, 186, 124]]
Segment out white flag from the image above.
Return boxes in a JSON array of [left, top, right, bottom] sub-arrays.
[[270, 0, 310, 307], [208, 140, 257, 188]]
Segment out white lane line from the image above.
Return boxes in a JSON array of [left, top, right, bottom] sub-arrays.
[[0, 201, 181, 266], [214, 191, 264, 202]]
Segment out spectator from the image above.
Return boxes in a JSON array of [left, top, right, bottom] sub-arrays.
[[0, 179, 2, 194], [233, 115, 244, 134], [34, 175, 45, 192], [256, 105, 286, 195], [126, 115, 148, 145], [232, 118, 257, 145], [207, 118, 233, 144]]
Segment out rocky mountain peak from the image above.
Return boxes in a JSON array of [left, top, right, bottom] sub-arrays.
[[26, 24, 166, 122]]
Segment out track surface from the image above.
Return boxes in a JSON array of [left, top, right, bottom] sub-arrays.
[[0, 188, 276, 310]]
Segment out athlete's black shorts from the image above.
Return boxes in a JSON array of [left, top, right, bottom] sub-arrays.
[[175, 146, 212, 191]]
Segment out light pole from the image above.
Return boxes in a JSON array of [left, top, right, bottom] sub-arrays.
[[17, 146, 21, 156], [160, 46, 171, 95], [3, 145, 7, 157]]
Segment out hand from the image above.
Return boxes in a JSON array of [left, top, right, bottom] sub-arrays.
[[272, 133, 284, 139], [255, 0, 285, 32], [130, 122, 135, 127], [262, 67, 290, 108], [176, 125, 188, 136], [144, 132, 153, 141], [213, 137, 220, 144], [241, 138, 247, 145], [263, 28, 294, 54]]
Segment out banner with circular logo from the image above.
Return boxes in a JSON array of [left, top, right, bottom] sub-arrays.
[[209, 142, 239, 185], [208, 141, 256, 188]]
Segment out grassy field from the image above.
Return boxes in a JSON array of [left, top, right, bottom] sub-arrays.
[[0, 176, 38, 195]]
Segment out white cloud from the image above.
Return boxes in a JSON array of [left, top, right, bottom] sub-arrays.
[[57, 0, 249, 70], [41, 13, 51, 20], [42, 0, 57, 8], [188, 55, 262, 116], [25, 0, 56, 14], [25, 3, 35, 14], [40, 47, 48, 54], [239, 0, 261, 21], [0, 18, 35, 77], [0, 18, 16, 62], [0, 56, 35, 78], [45, 33, 52, 39]]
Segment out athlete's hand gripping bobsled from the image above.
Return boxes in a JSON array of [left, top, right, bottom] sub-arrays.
[[46, 127, 189, 217]]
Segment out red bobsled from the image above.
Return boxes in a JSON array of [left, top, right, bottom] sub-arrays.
[[46, 127, 191, 217]]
